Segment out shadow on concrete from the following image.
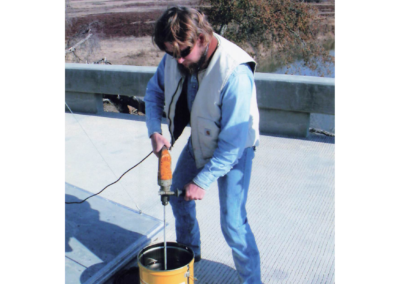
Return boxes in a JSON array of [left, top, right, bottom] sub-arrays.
[[305, 132, 335, 144], [94, 111, 148, 122], [65, 194, 144, 283], [65, 108, 146, 123], [111, 259, 238, 284], [261, 132, 335, 145]]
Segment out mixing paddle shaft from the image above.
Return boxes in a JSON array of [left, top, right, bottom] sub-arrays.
[[164, 205, 167, 269]]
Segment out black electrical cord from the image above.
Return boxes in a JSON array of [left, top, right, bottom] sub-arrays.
[[66, 151, 153, 205]]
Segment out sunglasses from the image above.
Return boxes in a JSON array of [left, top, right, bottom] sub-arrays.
[[165, 46, 192, 59]]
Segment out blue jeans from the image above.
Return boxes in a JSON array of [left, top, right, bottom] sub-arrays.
[[170, 140, 261, 284]]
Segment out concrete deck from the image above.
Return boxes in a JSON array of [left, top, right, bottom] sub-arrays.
[[65, 111, 335, 283]]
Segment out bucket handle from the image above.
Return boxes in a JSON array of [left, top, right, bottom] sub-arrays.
[[185, 265, 198, 283]]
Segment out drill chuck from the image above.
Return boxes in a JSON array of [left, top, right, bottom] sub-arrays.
[[161, 194, 170, 206], [159, 188, 186, 205]]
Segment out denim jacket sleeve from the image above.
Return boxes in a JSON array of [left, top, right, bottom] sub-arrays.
[[144, 55, 167, 137], [193, 63, 254, 190]]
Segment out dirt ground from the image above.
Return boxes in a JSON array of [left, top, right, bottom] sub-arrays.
[[65, 35, 164, 66], [66, 0, 200, 19]]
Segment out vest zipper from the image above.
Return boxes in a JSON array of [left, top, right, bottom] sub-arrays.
[[167, 76, 184, 146]]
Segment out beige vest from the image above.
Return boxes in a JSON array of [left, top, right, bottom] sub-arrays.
[[164, 33, 260, 168]]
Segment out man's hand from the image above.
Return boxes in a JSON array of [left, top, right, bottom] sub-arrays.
[[184, 182, 206, 201], [150, 133, 171, 158]]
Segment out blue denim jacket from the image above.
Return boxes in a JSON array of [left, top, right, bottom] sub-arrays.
[[144, 55, 255, 190]]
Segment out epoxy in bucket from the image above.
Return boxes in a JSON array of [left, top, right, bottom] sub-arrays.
[[138, 242, 196, 284]]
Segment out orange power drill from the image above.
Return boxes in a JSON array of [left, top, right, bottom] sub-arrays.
[[158, 146, 173, 205], [158, 146, 185, 205]]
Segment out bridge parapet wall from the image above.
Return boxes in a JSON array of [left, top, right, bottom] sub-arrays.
[[65, 63, 334, 137]]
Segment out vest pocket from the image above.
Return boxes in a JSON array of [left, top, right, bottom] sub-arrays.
[[197, 117, 220, 160]]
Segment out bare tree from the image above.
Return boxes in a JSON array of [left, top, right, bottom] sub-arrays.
[[65, 0, 102, 63]]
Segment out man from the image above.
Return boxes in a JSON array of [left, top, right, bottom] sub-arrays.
[[144, 6, 261, 284]]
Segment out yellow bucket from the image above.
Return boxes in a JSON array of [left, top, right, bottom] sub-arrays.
[[138, 242, 196, 284]]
